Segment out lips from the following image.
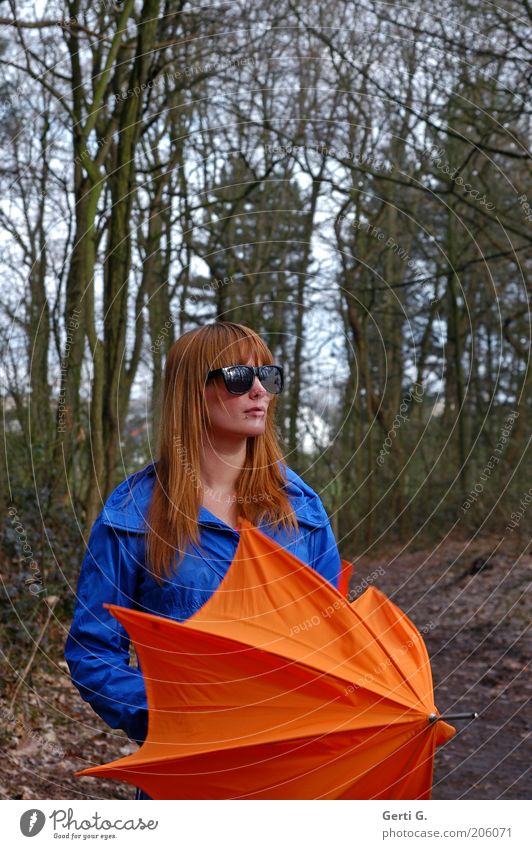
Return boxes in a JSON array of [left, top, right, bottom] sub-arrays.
[[245, 407, 266, 413]]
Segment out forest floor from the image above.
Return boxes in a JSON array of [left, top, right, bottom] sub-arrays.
[[0, 530, 529, 800]]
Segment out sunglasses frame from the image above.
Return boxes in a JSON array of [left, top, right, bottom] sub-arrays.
[[206, 364, 284, 395]]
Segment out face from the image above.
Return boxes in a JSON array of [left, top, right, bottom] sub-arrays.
[[204, 356, 274, 440]]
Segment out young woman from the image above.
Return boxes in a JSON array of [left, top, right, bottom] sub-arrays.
[[65, 321, 342, 796]]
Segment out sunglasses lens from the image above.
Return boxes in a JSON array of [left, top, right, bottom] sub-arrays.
[[224, 366, 254, 394], [258, 366, 283, 394]]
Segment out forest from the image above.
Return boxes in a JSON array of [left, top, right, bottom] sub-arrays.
[[0, 0, 529, 800]]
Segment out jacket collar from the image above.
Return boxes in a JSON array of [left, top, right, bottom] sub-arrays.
[[101, 460, 328, 533]]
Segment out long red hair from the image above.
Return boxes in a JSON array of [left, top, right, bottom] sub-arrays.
[[146, 321, 299, 582]]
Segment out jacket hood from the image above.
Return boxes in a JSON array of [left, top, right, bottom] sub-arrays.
[[101, 460, 330, 533]]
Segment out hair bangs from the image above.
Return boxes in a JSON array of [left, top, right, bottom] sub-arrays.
[[203, 322, 273, 372]]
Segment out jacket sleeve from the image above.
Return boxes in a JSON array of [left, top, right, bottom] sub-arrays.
[[64, 513, 148, 744], [309, 502, 342, 591]]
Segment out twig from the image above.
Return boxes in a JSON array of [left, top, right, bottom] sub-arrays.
[[8, 596, 59, 711]]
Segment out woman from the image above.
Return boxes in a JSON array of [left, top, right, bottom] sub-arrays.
[[65, 321, 342, 796]]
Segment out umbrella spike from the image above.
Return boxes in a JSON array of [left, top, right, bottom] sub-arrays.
[[428, 711, 478, 723]]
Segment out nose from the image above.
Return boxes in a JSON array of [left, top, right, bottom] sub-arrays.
[[249, 375, 268, 398]]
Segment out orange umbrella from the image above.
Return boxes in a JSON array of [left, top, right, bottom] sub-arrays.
[[76, 518, 455, 799]]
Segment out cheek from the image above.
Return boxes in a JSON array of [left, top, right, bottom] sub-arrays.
[[208, 393, 243, 419]]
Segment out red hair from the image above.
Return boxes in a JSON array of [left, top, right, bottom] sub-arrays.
[[146, 321, 299, 582]]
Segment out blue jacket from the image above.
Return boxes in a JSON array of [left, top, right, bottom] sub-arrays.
[[64, 460, 341, 744]]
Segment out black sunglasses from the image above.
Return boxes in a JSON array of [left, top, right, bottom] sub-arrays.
[[206, 364, 284, 395]]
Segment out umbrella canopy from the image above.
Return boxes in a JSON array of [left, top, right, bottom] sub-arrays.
[[77, 518, 454, 799]]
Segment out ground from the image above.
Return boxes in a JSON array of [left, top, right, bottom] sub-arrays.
[[0, 532, 529, 800]]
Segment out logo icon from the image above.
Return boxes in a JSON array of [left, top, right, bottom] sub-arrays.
[[20, 810, 46, 837]]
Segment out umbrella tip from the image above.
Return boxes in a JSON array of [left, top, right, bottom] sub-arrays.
[[428, 711, 479, 723]]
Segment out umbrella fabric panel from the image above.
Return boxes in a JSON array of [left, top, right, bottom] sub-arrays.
[[352, 584, 435, 709]]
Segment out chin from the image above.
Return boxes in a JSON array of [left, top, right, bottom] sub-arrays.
[[243, 424, 266, 436], [214, 423, 265, 439]]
